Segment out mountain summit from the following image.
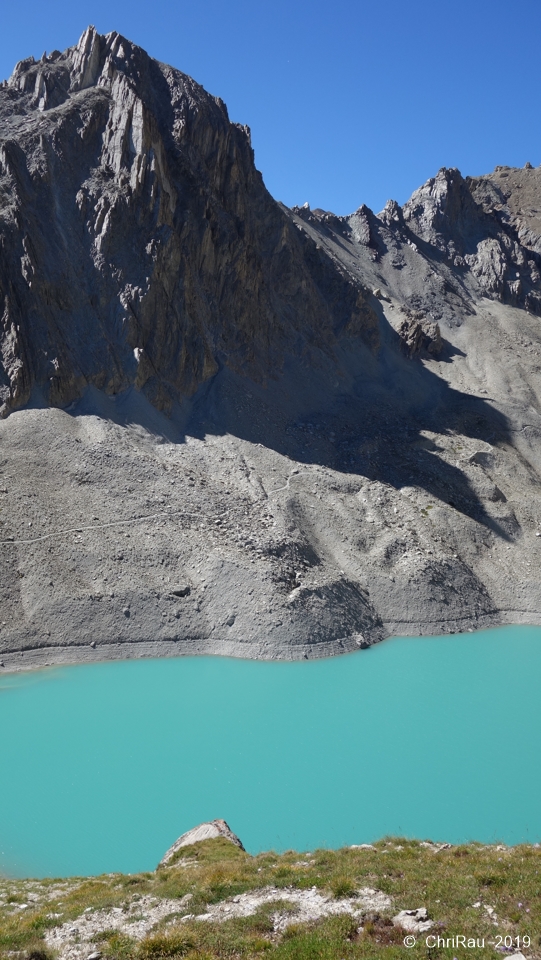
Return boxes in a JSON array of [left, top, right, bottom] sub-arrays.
[[0, 26, 377, 418], [1, 29, 541, 670]]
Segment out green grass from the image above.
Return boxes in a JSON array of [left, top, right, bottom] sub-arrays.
[[1, 838, 540, 959]]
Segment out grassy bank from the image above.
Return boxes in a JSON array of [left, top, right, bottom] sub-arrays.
[[1, 837, 540, 959]]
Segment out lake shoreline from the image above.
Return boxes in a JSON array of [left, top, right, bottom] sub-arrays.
[[0, 609, 540, 675]]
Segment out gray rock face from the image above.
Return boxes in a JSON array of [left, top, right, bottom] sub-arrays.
[[401, 166, 541, 315], [0, 26, 377, 418], [1, 29, 541, 671], [293, 163, 541, 332]]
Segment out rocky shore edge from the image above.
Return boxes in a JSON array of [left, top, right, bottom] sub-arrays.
[[1, 610, 539, 675]]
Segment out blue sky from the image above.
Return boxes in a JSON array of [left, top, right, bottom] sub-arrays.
[[1, 0, 540, 215]]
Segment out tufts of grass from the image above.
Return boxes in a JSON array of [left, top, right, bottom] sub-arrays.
[[161, 838, 248, 870], [139, 931, 197, 958], [97, 929, 137, 960], [139, 914, 275, 959], [330, 876, 357, 898]]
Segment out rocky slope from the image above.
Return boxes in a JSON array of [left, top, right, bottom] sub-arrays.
[[1, 28, 541, 670]]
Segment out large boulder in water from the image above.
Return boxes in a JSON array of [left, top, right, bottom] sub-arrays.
[[158, 819, 245, 866]]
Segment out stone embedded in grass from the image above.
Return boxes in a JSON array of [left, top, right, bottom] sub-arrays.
[[393, 908, 434, 933], [189, 885, 392, 930]]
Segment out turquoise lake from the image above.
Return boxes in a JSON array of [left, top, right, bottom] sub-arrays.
[[1, 625, 541, 879]]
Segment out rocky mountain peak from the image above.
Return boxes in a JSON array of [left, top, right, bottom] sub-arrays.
[[401, 167, 484, 250], [70, 25, 117, 92], [0, 28, 378, 419], [382, 163, 541, 315], [8, 26, 156, 106]]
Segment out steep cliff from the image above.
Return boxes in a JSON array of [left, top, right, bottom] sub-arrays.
[[0, 26, 377, 418]]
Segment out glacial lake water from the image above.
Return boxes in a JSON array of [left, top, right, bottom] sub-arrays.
[[1, 625, 541, 879]]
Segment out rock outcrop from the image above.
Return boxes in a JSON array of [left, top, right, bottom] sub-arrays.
[[402, 166, 541, 315], [396, 311, 442, 358], [158, 820, 245, 866]]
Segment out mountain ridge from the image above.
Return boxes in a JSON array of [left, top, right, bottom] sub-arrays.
[[1, 28, 541, 670]]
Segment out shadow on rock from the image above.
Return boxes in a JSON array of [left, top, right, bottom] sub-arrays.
[[180, 313, 514, 541], [47, 310, 515, 542]]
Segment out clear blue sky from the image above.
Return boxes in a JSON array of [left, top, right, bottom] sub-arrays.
[[1, 0, 540, 215]]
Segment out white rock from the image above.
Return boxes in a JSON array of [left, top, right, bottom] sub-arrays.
[[393, 908, 434, 933], [190, 885, 391, 930], [45, 894, 188, 959]]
